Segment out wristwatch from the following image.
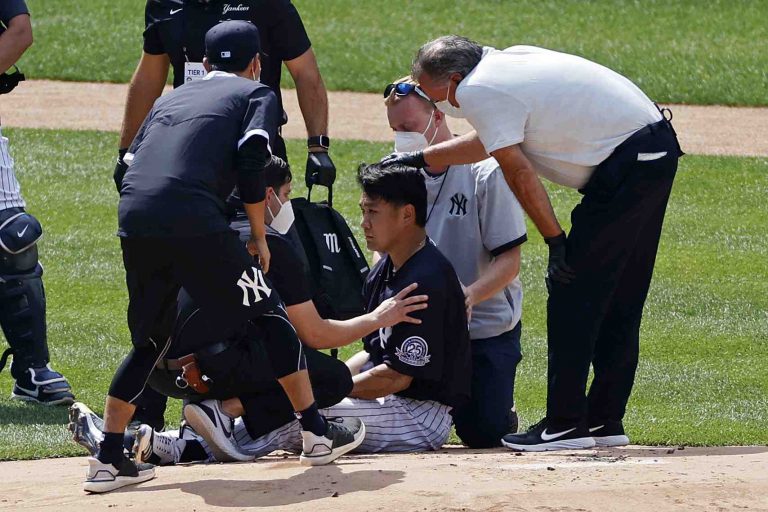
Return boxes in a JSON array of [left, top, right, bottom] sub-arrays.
[[307, 135, 330, 149]]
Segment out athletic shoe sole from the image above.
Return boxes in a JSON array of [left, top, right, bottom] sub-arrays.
[[300, 421, 366, 466], [83, 466, 155, 494], [593, 434, 630, 447], [11, 391, 74, 406], [183, 404, 254, 462], [133, 424, 154, 464], [68, 402, 104, 455], [501, 435, 596, 452]]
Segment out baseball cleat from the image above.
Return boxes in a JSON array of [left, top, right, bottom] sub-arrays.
[[134, 424, 184, 466], [83, 455, 155, 494], [589, 421, 630, 447], [11, 364, 75, 406], [183, 400, 254, 462], [300, 416, 365, 466], [501, 417, 595, 452], [68, 402, 104, 456]]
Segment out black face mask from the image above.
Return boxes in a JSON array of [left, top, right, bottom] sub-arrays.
[[0, 66, 25, 95]]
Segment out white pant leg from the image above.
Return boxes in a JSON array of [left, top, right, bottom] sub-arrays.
[[235, 395, 453, 455], [324, 396, 452, 453], [234, 417, 303, 457], [0, 131, 26, 210]]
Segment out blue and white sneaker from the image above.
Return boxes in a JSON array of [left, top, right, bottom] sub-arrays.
[[11, 363, 75, 406]]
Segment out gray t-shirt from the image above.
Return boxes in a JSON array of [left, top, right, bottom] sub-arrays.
[[423, 158, 527, 340]]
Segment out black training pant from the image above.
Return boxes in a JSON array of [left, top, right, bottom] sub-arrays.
[[109, 230, 305, 406], [546, 119, 682, 427]]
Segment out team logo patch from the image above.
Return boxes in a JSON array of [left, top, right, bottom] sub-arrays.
[[236, 266, 272, 306], [395, 336, 431, 367], [449, 193, 468, 216]]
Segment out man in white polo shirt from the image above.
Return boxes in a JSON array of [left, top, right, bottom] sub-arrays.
[[383, 36, 683, 451], [384, 78, 527, 447]]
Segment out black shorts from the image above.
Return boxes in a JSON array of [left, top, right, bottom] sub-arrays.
[[121, 230, 281, 352]]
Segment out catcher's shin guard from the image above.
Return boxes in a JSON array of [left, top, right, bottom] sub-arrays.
[[0, 270, 49, 376]]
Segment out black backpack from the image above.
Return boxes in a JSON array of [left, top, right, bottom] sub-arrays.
[[290, 183, 370, 327]]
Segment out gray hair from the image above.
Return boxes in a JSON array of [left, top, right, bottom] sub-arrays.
[[411, 35, 483, 83]]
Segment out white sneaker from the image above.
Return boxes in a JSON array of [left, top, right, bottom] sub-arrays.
[[300, 417, 365, 466], [183, 400, 254, 462], [83, 456, 155, 494], [134, 424, 184, 466]]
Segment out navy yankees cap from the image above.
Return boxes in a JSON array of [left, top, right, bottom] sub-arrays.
[[205, 20, 261, 69]]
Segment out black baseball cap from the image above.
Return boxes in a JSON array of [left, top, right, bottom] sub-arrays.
[[205, 20, 261, 70]]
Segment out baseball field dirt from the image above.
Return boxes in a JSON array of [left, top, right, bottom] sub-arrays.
[[1, 80, 767, 157], [1, 446, 766, 511]]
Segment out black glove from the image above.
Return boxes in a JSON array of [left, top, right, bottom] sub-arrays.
[[379, 151, 427, 169], [544, 232, 576, 289], [113, 148, 128, 193], [306, 150, 336, 188]]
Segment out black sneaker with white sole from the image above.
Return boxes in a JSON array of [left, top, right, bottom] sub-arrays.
[[300, 416, 365, 466], [83, 455, 155, 493], [11, 363, 75, 406], [589, 421, 630, 447], [68, 402, 104, 456], [183, 399, 254, 462], [501, 417, 595, 452], [134, 424, 184, 466]]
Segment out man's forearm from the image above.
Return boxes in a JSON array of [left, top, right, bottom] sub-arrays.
[[243, 201, 266, 239], [119, 55, 169, 148], [466, 247, 521, 305], [0, 15, 32, 74], [349, 364, 412, 400], [423, 130, 488, 168], [289, 51, 329, 137]]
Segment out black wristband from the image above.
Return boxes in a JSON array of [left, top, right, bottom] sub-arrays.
[[544, 232, 566, 246], [307, 135, 330, 149]]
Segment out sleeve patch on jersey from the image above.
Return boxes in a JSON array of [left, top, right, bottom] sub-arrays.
[[395, 336, 431, 367]]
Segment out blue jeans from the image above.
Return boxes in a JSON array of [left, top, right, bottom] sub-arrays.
[[453, 322, 522, 448]]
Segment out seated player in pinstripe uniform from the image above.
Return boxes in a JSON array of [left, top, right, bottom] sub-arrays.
[[111, 163, 471, 462], [69, 160, 432, 464]]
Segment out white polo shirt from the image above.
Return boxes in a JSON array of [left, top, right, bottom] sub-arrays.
[[423, 158, 527, 340], [455, 46, 662, 189]]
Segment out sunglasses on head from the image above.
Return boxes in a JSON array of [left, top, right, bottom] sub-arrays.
[[383, 82, 433, 103]]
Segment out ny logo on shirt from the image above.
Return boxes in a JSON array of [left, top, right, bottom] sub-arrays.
[[236, 266, 272, 306], [449, 193, 468, 216], [324, 233, 341, 253]]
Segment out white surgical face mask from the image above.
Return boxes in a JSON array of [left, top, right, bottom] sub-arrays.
[[393, 108, 438, 153], [267, 194, 295, 234], [435, 80, 465, 118]]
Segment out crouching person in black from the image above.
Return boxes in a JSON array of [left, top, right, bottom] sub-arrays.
[[83, 20, 364, 494]]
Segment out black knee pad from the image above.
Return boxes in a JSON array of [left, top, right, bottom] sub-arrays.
[[0, 257, 49, 376]]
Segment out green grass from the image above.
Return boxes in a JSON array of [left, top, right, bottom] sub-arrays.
[[19, 0, 768, 105], [0, 128, 766, 460]]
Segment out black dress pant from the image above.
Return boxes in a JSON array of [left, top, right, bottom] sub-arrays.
[[109, 230, 304, 406], [546, 119, 683, 427]]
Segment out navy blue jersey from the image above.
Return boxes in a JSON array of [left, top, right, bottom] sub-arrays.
[[363, 240, 472, 408], [0, 0, 27, 26], [118, 73, 279, 237], [143, 0, 311, 122]]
